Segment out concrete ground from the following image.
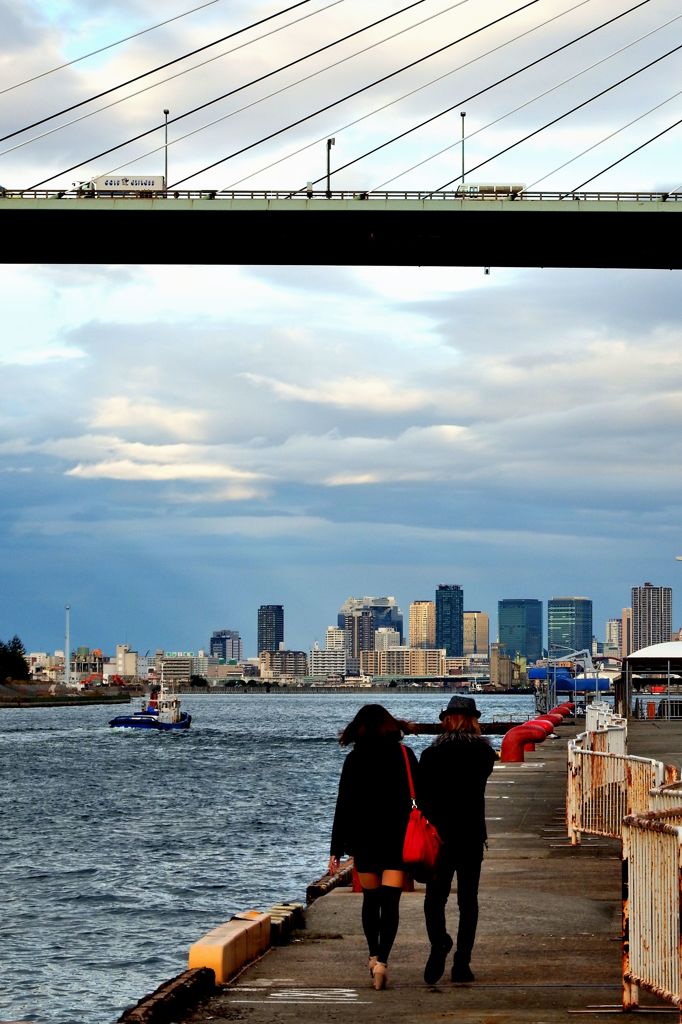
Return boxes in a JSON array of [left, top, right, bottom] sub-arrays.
[[183, 719, 682, 1024]]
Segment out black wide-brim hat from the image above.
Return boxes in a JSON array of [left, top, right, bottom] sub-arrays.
[[439, 695, 481, 720]]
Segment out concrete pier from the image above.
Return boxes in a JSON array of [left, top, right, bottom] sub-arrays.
[[179, 720, 682, 1024]]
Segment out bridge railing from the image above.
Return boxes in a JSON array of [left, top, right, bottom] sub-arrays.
[[622, 809, 682, 1016], [2, 189, 682, 203]]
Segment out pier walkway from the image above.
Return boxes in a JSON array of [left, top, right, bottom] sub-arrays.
[[183, 720, 682, 1024]]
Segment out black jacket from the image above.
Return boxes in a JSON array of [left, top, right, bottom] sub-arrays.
[[330, 739, 419, 866], [417, 733, 497, 850]]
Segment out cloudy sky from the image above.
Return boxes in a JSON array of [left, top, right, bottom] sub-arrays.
[[1, 0, 682, 657]]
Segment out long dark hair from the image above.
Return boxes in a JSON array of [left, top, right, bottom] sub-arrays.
[[339, 704, 404, 747]]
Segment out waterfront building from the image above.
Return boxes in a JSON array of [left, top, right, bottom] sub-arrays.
[[547, 597, 593, 656], [115, 643, 137, 678], [160, 656, 193, 686], [490, 642, 513, 689], [375, 627, 402, 652], [631, 582, 672, 650], [210, 629, 243, 662], [360, 647, 446, 678], [257, 605, 284, 655], [309, 643, 347, 677], [498, 599, 542, 662], [463, 611, 489, 656], [259, 649, 308, 680], [435, 584, 464, 657], [409, 600, 436, 648], [337, 596, 404, 643], [621, 607, 633, 657]]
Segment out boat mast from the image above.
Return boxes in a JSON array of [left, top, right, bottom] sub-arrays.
[[64, 604, 71, 689]]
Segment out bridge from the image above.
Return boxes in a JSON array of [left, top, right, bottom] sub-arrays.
[[2, 189, 681, 268]]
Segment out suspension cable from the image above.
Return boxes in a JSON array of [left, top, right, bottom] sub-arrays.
[[0, 0, 230, 96], [566, 114, 682, 193], [301, 0, 653, 190], [169, 0, 543, 187], [1, 0, 319, 144], [29, 0, 438, 188]]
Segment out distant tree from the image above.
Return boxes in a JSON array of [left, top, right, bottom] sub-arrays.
[[189, 674, 208, 688], [0, 636, 30, 682]]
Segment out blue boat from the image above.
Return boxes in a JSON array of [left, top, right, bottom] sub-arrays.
[[109, 683, 191, 731]]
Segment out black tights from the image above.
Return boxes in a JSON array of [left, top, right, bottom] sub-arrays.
[[361, 885, 402, 963]]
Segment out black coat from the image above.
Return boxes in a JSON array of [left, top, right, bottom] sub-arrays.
[[417, 733, 497, 850], [330, 739, 419, 870]]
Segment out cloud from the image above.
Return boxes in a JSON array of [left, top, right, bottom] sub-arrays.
[[91, 396, 206, 440], [242, 372, 432, 412]]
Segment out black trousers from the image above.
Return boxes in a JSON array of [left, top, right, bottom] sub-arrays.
[[423, 844, 483, 964]]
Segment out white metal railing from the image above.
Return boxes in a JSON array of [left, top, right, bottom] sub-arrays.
[[585, 702, 627, 754], [622, 809, 682, 1014], [567, 737, 666, 844], [650, 781, 682, 811]]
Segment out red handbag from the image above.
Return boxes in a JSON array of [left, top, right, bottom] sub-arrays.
[[401, 745, 443, 878]]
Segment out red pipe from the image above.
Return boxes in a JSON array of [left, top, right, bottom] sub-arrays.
[[500, 722, 550, 762]]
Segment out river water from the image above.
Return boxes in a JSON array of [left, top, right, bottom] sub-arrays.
[[0, 691, 533, 1024]]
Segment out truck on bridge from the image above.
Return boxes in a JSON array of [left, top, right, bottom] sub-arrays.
[[76, 175, 165, 196]]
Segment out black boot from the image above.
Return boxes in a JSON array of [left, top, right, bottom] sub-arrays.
[[423, 934, 453, 985], [451, 951, 475, 983]]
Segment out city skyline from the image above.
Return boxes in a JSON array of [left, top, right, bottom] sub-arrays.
[[3, 4, 682, 657]]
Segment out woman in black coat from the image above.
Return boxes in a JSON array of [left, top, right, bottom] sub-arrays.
[[328, 704, 418, 990], [418, 695, 497, 986]]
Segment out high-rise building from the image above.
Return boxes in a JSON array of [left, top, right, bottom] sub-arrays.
[[621, 607, 633, 657], [463, 611, 489, 656], [257, 605, 284, 655], [325, 626, 349, 652], [631, 582, 672, 650], [337, 596, 404, 642], [210, 629, 242, 662], [409, 600, 436, 648], [374, 627, 402, 652], [435, 584, 464, 657], [605, 618, 622, 654], [498, 599, 542, 662], [547, 597, 592, 656]]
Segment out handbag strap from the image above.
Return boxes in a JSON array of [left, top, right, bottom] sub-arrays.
[[401, 744, 416, 804]]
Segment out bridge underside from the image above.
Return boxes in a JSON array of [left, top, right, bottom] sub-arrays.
[[2, 204, 680, 268]]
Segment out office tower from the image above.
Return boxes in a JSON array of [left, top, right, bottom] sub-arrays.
[[344, 609, 375, 657], [463, 611, 490, 656], [498, 599, 542, 662], [631, 582, 672, 650], [547, 597, 592, 656], [337, 596, 404, 642], [209, 629, 242, 662], [257, 605, 284, 655], [621, 607, 633, 657], [409, 600, 436, 648], [435, 584, 464, 657]]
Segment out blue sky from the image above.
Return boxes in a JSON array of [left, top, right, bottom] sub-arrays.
[[2, 1, 682, 656]]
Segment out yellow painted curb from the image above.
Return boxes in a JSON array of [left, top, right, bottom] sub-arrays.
[[188, 911, 271, 984]]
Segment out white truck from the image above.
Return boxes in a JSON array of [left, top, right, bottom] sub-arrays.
[[456, 183, 525, 197], [77, 175, 165, 196]]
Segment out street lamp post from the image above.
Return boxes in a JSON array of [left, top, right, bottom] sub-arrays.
[[326, 137, 335, 198], [460, 111, 466, 188], [163, 109, 169, 191]]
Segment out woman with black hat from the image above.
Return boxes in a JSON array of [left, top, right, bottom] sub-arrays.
[[417, 694, 497, 986], [328, 704, 418, 990]]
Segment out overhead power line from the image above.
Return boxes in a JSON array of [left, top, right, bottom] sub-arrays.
[[301, 0, 653, 190], [1, 0, 319, 144], [169, 0, 543, 187], [29, 0, 438, 189], [0, 0, 230, 96]]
